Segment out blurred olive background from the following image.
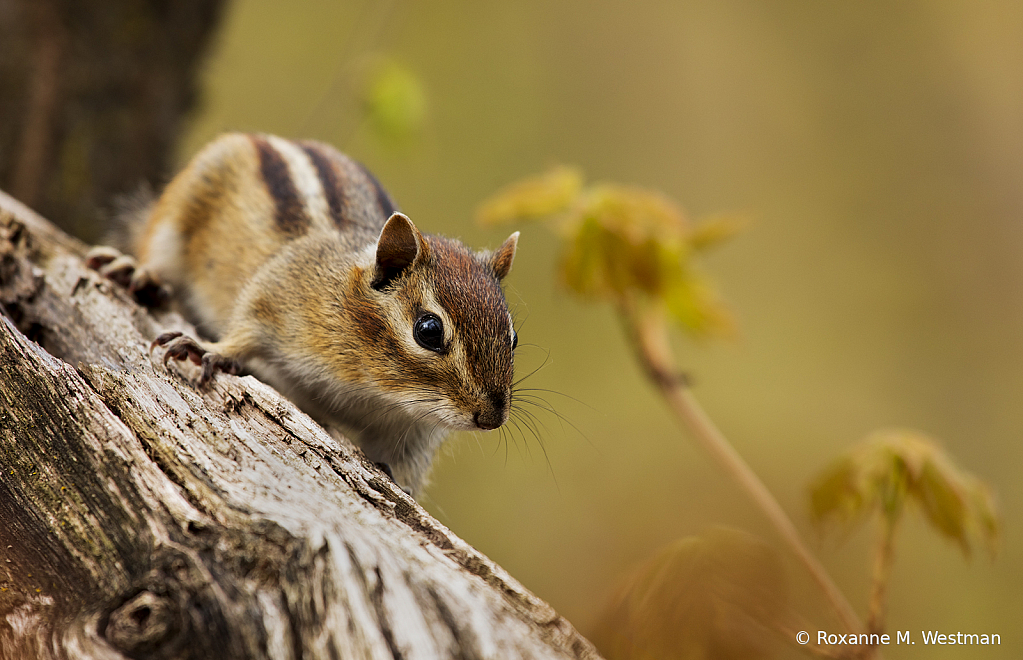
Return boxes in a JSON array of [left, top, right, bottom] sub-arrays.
[[155, 0, 1023, 656]]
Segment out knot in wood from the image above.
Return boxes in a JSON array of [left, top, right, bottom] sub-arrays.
[[105, 590, 178, 655]]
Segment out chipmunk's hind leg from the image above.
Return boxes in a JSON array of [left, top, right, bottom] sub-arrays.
[[86, 245, 170, 307], [152, 331, 241, 386]]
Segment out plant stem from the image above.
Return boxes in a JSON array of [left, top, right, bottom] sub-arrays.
[[621, 299, 865, 638], [867, 515, 898, 636]]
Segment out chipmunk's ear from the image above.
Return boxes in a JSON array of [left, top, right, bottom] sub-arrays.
[[374, 213, 426, 289], [490, 231, 519, 281]]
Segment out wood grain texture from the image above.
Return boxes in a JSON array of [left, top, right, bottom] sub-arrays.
[[0, 190, 602, 660]]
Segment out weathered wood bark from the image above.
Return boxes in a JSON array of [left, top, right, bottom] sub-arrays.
[[0, 190, 602, 660]]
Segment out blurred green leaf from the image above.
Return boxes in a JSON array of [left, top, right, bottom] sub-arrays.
[[809, 429, 999, 557], [361, 58, 426, 145], [593, 527, 788, 660], [476, 165, 583, 225], [477, 170, 740, 339], [663, 271, 736, 339], [689, 214, 747, 253]]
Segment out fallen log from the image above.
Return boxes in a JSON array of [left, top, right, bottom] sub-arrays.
[[0, 190, 601, 660]]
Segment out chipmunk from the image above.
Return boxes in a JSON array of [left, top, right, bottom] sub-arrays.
[[87, 133, 519, 495]]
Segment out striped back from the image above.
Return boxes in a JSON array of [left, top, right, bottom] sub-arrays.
[[250, 134, 398, 238]]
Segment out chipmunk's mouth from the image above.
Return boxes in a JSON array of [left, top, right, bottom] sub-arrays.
[[410, 396, 508, 432], [409, 402, 477, 431]]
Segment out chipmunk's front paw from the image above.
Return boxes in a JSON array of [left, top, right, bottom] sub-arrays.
[[86, 246, 170, 307], [151, 332, 241, 386]]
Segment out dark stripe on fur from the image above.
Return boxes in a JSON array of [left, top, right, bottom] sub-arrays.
[[251, 136, 309, 236], [356, 161, 398, 220], [300, 142, 348, 229]]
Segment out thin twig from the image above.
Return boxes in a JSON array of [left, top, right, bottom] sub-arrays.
[[867, 514, 898, 635], [620, 296, 866, 639], [295, 0, 400, 138]]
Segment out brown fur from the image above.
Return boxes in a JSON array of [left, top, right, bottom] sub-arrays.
[[120, 132, 519, 494]]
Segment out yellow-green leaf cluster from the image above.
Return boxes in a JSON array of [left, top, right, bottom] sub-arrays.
[[476, 168, 739, 339], [809, 429, 999, 557], [476, 166, 582, 226], [560, 186, 686, 295]]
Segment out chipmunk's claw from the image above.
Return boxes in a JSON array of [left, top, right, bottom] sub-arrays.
[[199, 351, 241, 386], [85, 246, 121, 270], [160, 334, 205, 366], [151, 332, 240, 386], [151, 331, 182, 355], [86, 246, 169, 307]]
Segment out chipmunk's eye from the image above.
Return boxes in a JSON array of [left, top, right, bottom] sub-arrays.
[[414, 314, 445, 352], [511, 330, 518, 350]]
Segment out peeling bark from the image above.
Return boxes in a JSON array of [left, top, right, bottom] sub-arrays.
[[0, 190, 602, 660]]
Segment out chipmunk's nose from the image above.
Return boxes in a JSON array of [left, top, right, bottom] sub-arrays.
[[474, 412, 500, 430], [474, 391, 509, 430]]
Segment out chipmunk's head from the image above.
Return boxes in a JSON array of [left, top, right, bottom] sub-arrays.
[[356, 213, 518, 432]]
